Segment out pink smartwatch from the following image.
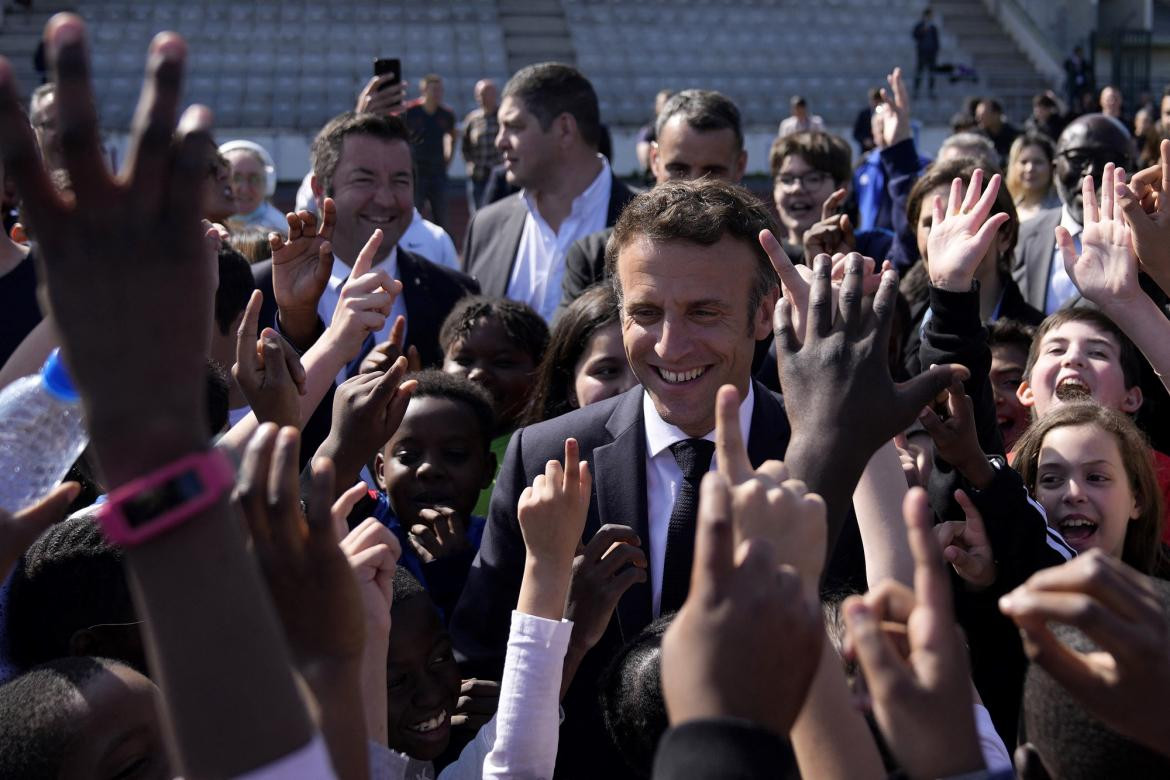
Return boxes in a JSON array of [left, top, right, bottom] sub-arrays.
[[97, 449, 236, 546]]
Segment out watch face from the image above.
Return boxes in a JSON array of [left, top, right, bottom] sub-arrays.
[[122, 471, 207, 528]]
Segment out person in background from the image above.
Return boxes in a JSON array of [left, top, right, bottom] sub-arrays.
[[1006, 132, 1059, 222], [525, 283, 636, 424], [1065, 44, 1094, 111], [1024, 92, 1066, 141], [219, 140, 287, 233], [635, 89, 673, 182], [28, 83, 61, 172], [1100, 85, 1125, 123], [853, 87, 883, 154], [1135, 106, 1162, 167], [976, 98, 1020, 166], [404, 74, 457, 231], [777, 95, 824, 138], [461, 78, 502, 216], [912, 6, 940, 99]]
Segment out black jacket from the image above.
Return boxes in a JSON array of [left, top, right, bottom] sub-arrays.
[[450, 381, 790, 777]]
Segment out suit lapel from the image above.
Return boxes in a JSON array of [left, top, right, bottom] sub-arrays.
[[480, 196, 527, 298], [592, 388, 651, 641], [1025, 211, 1059, 312], [746, 381, 791, 466]]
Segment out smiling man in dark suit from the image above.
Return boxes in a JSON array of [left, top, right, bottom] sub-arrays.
[[452, 178, 787, 774], [461, 63, 635, 322], [252, 112, 477, 366]]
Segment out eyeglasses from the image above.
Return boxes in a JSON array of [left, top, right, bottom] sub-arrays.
[[1057, 149, 1127, 172], [232, 173, 266, 188], [776, 171, 832, 190]]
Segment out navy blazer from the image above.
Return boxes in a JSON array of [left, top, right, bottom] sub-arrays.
[[451, 380, 790, 665], [461, 173, 637, 299]]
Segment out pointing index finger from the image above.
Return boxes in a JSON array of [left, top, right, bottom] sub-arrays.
[[715, 384, 751, 483]]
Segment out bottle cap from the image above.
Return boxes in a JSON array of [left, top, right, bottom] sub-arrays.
[[41, 348, 80, 402]]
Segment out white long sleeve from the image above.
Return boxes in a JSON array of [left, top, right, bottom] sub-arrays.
[[370, 611, 572, 780], [479, 611, 572, 779]]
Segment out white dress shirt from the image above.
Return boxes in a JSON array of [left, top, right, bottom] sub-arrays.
[[368, 611, 572, 780], [401, 208, 459, 270], [643, 385, 755, 617], [1045, 207, 1082, 314], [507, 157, 612, 321]]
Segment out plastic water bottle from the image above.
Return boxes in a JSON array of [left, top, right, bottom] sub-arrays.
[[0, 349, 89, 512]]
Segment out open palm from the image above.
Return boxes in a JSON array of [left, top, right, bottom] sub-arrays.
[[925, 169, 1010, 290], [1059, 163, 1141, 305]]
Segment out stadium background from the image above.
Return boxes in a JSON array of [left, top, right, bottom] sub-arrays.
[[0, 0, 1161, 245]]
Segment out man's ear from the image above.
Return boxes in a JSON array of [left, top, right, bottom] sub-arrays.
[[555, 112, 578, 148], [1120, 385, 1143, 414], [373, 451, 388, 491], [733, 149, 748, 183], [649, 141, 662, 180], [310, 174, 323, 199], [754, 285, 780, 340]]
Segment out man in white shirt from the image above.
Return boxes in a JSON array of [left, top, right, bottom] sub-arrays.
[[461, 63, 635, 321], [777, 95, 825, 138], [1013, 114, 1134, 313]]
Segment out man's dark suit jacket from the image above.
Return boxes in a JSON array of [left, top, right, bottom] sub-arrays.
[[450, 380, 790, 776], [250, 246, 479, 368], [1012, 206, 1065, 313], [250, 246, 478, 464], [556, 227, 613, 318], [461, 173, 636, 299]]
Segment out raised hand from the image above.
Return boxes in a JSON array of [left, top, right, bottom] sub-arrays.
[[660, 473, 823, 735], [999, 550, 1170, 756], [359, 315, 423, 375], [713, 385, 826, 595], [918, 380, 994, 489], [318, 356, 416, 489], [233, 289, 306, 428], [876, 66, 913, 148], [935, 489, 996, 589], [516, 438, 593, 619], [322, 227, 402, 362], [238, 427, 366, 668], [357, 74, 408, 116], [564, 524, 648, 655], [802, 188, 857, 258], [0, 482, 79, 582], [409, 506, 472, 562], [842, 488, 985, 779], [1060, 162, 1142, 308], [777, 254, 964, 476], [761, 229, 887, 347], [451, 679, 501, 730], [925, 169, 1011, 291], [0, 18, 217, 484], [1116, 138, 1170, 294], [268, 201, 337, 350]]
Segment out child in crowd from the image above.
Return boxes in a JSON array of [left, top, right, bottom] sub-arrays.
[[987, 319, 1034, 452], [1013, 402, 1167, 575], [525, 283, 637, 424], [438, 297, 549, 515], [0, 656, 168, 779], [371, 370, 498, 618], [366, 439, 588, 779]]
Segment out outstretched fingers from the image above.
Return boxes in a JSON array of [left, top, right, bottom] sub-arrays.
[[126, 32, 188, 209], [46, 15, 110, 201]]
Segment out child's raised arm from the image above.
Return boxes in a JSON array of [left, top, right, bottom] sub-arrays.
[[1067, 162, 1170, 395]]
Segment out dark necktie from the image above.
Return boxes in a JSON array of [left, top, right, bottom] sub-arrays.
[[660, 438, 716, 615]]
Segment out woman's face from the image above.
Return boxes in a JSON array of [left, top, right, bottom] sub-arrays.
[[226, 150, 266, 214], [1032, 423, 1139, 557], [571, 321, 637, 408], [916, 184, 1004, 276], [1013, 144, 1052, 193]]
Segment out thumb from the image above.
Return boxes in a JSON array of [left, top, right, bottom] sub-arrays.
[[235, 289, 263, 376], [1115, 180, 1150, 228], [1054, 226, 1079, 277], [897, 364, 969, 422], [954, 489, 989, 542]]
